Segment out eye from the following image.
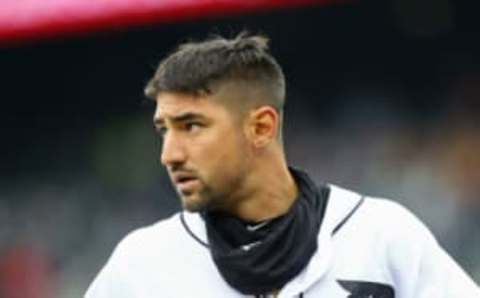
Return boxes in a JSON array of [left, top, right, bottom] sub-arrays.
[[155, 126, 167, 137], [185, 122, 203, 133]]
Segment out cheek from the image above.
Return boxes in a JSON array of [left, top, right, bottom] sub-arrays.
[[194, 128, 248, 179], [218, 126, 248, 159], [216, 134, 250, 183]]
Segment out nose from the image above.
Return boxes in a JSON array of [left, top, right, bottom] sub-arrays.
[[160, 132, 187, 167]]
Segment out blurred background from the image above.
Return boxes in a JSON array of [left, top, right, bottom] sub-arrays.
[[0, 0, 479, 297]]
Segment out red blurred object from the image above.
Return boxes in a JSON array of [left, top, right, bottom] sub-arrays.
[[0, 245, 55, 298], [0, 0, 350, 46]]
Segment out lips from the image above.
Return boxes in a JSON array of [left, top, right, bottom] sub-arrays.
[[172, 172, 197, 184], [171, 172, 200, 194]]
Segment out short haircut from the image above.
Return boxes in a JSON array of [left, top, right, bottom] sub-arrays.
[[144, 32, 286, 115]]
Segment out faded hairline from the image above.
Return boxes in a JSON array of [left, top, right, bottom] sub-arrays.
[[156, 78, 285, 144], [145, 32, 286, 142]]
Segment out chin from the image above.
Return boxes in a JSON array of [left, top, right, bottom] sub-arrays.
[[181, 194, 210, 213]]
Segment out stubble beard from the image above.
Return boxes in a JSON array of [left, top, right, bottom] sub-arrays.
[[179, 173, 245, 214], [177, 179, 217, 213]]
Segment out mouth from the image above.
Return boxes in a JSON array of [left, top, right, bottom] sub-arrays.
[[176, 176, 197, 184], [172, 173, 200, 193], [173, 173, 197, 184]]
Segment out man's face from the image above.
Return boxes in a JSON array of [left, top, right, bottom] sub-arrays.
[[154, 92, 252, 212]]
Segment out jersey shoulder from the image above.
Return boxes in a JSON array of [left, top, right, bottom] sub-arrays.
[[109, 212, 184, 262], [362, 195, 433, 237], [327, 184, 433, 242]]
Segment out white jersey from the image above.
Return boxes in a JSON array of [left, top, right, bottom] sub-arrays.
[[85, 185, 480, 297]]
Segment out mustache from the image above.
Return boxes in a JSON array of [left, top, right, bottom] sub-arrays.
[[168, 166, 201, 185], [168, 166, 199, 178]]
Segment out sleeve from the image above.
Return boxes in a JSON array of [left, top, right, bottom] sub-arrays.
[[84, 256, 135, 298], [385, 202, 480, 298], [84, 232, 140, 298]]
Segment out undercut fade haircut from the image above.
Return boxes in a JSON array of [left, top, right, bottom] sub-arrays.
[[144, 32, 286, 115]]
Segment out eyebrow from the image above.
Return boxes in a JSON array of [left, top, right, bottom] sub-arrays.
[[154, 112, 205, 126]]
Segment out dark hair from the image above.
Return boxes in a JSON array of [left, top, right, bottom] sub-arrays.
[[144, 32, 286, 113]]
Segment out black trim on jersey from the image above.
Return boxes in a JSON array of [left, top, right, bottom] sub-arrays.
[[331, 196, 365, 236], [179, 186, 330, 249], [255, 293, 303, 297], [180, 212, 209, 248], [181, 191, 363, 241], [337, 279, 394, 297]]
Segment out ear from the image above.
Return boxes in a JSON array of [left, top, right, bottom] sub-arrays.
[[247, 106, 279, 148]]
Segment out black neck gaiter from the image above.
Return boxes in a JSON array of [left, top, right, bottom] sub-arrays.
[[203, 168, 329, 295]]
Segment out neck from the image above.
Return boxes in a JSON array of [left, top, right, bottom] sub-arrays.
[[225, 151, 298, 223]]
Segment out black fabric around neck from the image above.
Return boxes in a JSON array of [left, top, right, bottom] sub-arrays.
[[203, 168, 329, 295]]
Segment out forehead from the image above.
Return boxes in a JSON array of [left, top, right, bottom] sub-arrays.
[[154, 92, 219, 120]]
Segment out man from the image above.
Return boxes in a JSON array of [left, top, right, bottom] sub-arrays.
[[85, 33, 480, 297]]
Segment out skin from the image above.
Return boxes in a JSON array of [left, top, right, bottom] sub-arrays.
[[153, 86, 298, 223]]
